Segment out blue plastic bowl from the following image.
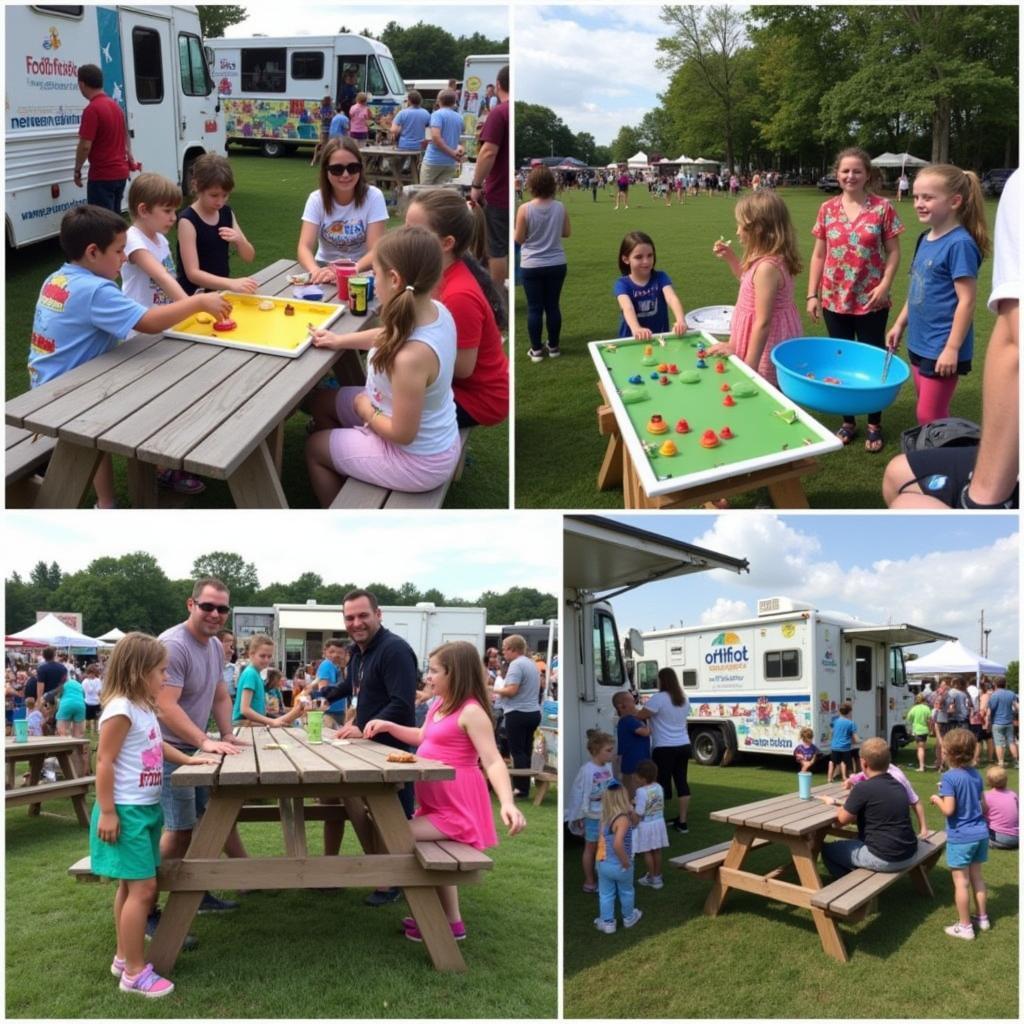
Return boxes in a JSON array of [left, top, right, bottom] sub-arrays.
[[771, 337, 910, 414]]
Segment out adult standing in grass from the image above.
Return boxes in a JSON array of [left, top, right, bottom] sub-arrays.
[[494, 634, 541, 799], [985, 678, 1018, 768], [516, 165, 570, 363], [806, 147, 903, 454], [470, 64, 510, 292], [635, 668, 692, 834], [421, 89, 465, 186], [73, 63, 134, 213], [390, 90, 430, 155], [614, 165, 630, 210]]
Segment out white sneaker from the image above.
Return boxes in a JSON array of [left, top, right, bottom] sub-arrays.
[[544, 343, 561, 358], [593, 917, 616, 934], [944, 922, 975, 941], [971, 915, 991, 932], [527, 348, 544, 363], [637, 874, 664, 889], [622, 908, 643, 928]]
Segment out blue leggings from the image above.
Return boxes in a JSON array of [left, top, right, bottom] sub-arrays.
[[521, 263, 568, 351], [597, 858, 635, 922]]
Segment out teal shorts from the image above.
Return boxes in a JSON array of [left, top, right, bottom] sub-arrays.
[[56, 701, 86, 723], [947, 837, 989, 869], [89, 802, 163, 880], [585, 816, 601, 842]]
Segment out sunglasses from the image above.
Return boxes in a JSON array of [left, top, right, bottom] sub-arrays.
[[195, 602, 231, 614], [327, 162, 362, 176]]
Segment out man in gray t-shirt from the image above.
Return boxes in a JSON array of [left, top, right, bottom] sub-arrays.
[[495, 634, 542, 797]]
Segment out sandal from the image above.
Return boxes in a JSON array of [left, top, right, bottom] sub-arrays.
[[836, 423, 858, 446], [582, 883, 598, 894], [864, 426, 884, 454]]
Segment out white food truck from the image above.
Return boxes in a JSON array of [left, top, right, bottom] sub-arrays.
[[631, 597, 954, 766], [457, 53, 507, 158], [205, 34, 405, 157], [5, 4, 224, 247], [563, 515, 748, 784]]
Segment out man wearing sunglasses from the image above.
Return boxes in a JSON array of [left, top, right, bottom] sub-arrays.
[[151, 577, 250, 938]]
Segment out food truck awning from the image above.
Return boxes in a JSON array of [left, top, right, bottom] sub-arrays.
[[840, 624, 955, 647]]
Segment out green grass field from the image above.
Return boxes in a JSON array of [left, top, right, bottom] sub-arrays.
[[514, 186, 999, 509], [4, 148, 508, 508], [564, 740, 1018, 1019], [5, 747, 556, 1018]]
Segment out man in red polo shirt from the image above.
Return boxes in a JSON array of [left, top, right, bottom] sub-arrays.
[[469, 64, 509, 293], [73, 63, 134, 212]]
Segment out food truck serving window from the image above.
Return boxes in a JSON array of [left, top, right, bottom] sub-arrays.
[[854, 645, 873, 691], [291, 52, 324, 80], [764, 649, 800, 680], [179, 34, 210, 97], [592, 611, 625, 688], [241, 48, 286, 92]]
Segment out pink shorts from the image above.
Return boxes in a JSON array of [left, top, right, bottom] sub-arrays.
[[327, 387, 461, 492]]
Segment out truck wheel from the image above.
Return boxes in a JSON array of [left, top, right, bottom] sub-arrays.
[[691, 729, 724, 766], [261, 140, 285, 158]]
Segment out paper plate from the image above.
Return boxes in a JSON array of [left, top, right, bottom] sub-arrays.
[[687, 305, 735, 335]]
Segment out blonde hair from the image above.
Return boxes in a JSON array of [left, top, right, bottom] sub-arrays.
[[586, 729, 614, 755], [942, 727, 977, 768], [859, 736, 891, 772], [101, 632, 165, 711], [428, 641, 493, 717], [246, 633, 274, 653], [371, 225, 443, 379], [735, 190, 802, 276], [600, 783, 633, 828], [127, 172, 182, 216], [986, 765, 1008, 790], [915, 164, 991, 257]]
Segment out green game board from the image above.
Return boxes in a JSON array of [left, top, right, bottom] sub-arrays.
[[589, 331, 841, 498]]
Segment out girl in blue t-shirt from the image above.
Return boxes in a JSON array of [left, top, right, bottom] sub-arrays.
[[613, 231, 687, 339], [886, 165, 990, 425]]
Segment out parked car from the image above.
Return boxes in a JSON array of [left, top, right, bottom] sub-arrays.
[[981, 168, 1013, 197], [816, 175, 841, 193]]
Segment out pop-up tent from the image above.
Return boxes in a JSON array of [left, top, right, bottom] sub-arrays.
[[7, 614, 102, 648], [95, 627, 126, 648], [905, 639, 1007, 679]]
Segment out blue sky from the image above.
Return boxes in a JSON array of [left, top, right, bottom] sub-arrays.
[[604, 513, 1019, 666]]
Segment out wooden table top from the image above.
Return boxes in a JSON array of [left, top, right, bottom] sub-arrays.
[[5, 735, 90, 759], [710, 782, 849, 837], [172, 729, 455, 788]]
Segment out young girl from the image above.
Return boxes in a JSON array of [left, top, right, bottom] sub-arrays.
[[231, 635, 303, 728], [565, 730, 615, 893], [91, 632, 217, 997], [515, 165, 571, 363], [405, 189, 509, 426], [793, 727, 819, 773], [614, 168, 630, 210], [594, 781, 641, 933], [305, 225, 462, 501], [885, 164, 989, 425], [348, 92, 372, 141], [614, 232, 687, 340], [707, 190, 803, 387], [83, 663, 103, 737], [363, 641, 525, 942], [175, 153, 257, 295], [983, 765, 1019, 850], [807, 147, 904, 453], [929, 728, 990, 939], [633, 759, 669, 891], [264, 669, 284, 716], [298, 137, 388, 281]]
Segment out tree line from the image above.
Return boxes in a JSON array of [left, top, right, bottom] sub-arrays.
[[6, 554, 556, 639], [516, 5, 1018, 172]]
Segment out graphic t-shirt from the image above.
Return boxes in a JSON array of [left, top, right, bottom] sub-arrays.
[[99, 697, 164, 804], [580, 760, 614, 818], [122, 226, 178, 310], [301, 187, 389, 264], [614, 270, 673, 337], [635, 782, 664, 823], [793, 743, 818, 763]]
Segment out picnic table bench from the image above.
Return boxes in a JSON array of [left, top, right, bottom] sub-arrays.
[[505, 767, 557, 807], [5, 736, 93, 827], [359, 145, 424, 204]]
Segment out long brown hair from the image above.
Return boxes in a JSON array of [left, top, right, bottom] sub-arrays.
[[833, 146, 882, 194], [371, 225, 443, 378], [916, 164, 991, 257], [735, 190, 802, 276], [429, 641, 492, 717], [102, 632, 165, 711], [318, 136, 368, 211], [657, 667, 686, 707]]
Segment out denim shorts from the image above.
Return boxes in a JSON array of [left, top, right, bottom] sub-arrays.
[[160, 750, 209, 831], [947, 838, 989, 869], [585, 816, 601, 842], [992, 722, 1015, 748]]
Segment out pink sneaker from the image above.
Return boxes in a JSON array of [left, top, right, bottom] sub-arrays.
[[119, 963, 175, 997], [404, 919, 466, 942], [110, 955, 126, 978]]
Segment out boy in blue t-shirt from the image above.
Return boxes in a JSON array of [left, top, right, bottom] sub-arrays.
[[390, 92, 431, 152], [612, 691, 651, 796], [28, 205, 231, 506], [827, 703, 860, 783]]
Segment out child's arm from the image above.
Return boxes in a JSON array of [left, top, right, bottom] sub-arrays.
[[128, 249, 188, 303], [238, 687, 303, 728], [616, 294, 651, 340], [662, 284, 688, 334], [612, 816, 630, 869], [742, 260, 783, 370], [162, 741, 220, 766], [929, 791, 956, 816], [133, 292, 231, 335], [359, 345, 432, 445], [712, 237, 742, 280], [177, 216, 258, 293], [463, 702, 527, 835], [633, 721, 651, 737], [934, 277, 977, 376], [94, 714, 131, 843], [562, 207, 572, 238], [219, 214, 256, 264], [362, 717, 423, 746], [312, 325, 383, 351], [912, 797, 929, 836], [886, 300, 910, 351], [806, 236, 826, 321], [513, 203, 529, 245]]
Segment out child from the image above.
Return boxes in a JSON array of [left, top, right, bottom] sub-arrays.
[[565, 730, 616, 894], [807, 147, 904, 453], [707, 190, 803, 387], [348, 92, 372, 141], [594, 780, 641, 933], [611, 691, 650, 796], [906, 693, 932, 772], [306, 225, 461, 501], [827, 703, 859, 783], [843, 737, 930, 837], [264, 669, 284, 716], [29, 206, 231, 507], [362, 641, 525, 942], [175, 153, 257, 296], [83, 663, 103, 736], [232, 635, 303, 728], [983, 765, 1019, 849], [613, 231, 687, 340], [91, 632, 217, 996], [25, 697, 44, 737], [633, 759, 669, 890], [929, 728, 990, 939], [311, 93, 334, 166], [614, 168, 630, 211], [885, 164, 989, 425], [793, 727, 818, 772]]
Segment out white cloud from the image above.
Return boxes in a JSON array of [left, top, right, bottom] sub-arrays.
[[699, 597, 751, 625]]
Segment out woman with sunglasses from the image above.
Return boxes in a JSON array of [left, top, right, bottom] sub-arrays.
[[298, 138, 388, 284]]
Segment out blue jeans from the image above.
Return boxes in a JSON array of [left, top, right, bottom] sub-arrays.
[[87, 178, 127, 213], [597, 857, 635, 922], [822, 838, 924, 879], [521, 263, 568, 351]]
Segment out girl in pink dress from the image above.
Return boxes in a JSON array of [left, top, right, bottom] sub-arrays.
[[364, 641, 525, 943], [708, 190, 803, 386]]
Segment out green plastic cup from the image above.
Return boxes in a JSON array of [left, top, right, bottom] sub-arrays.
[[307, 710, 324, 744], [13, 718, 28, 743]]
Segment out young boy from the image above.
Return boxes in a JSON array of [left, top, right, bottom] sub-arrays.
[[983, 765, 1019, 849], [793, 727, 818, 772], [612, 691, 651, 796], [28, 205, 230, 506], [843, 737, 930, 837], [827, 703, 860, 783]]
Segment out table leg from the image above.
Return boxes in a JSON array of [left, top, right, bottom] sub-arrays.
[[226, 440, 288, 508], [24, 756, 44, 815], [597, 432, 624, 491], [35, 440, 102, 508], [280, 797, 308, 858], [703, 826, 756, 916], [127, 459, 159, 509], [766, 475, 810, 509], [267, 421, 285, 478], [342, 797, 378, 854], [149, 792, 245, 975], [789, 836, 849, 963], [363, 791, 466, 972], [54, 750, 90, 827]]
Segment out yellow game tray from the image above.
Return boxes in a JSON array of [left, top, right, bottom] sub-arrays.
[[165, 292, 347, 358]]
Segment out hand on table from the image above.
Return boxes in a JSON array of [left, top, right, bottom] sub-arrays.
[[672, 319, 688, 335], [198, 292, 233, 320], [336, 723, 363, 739], [98, 809, 120, 844], [632, 327, 653, 341], [230, 277, 260, 294], [311, 328, 344, 350], [225, 732, 251, 746], [500, 802, 527, 836], [707, 341, 734, 357], [311, 266, 336, 286], [186, 753, 221, 765], [362, 718, 392, 739], [201, 736, 244, 755]]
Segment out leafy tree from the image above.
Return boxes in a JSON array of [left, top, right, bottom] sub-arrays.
[[515, 102, 577, 162], [1006, 661, 1018, 690], [29, 560, 62, 592], [477, 587, 557, 625], [198, 5, 248, 40], [380, 21, 461, 80], [592, 144, 613, 167], [573, 132, 599, 166], [610, 125, 644, 164], [637, 107, 678, 159], [191, 552, 260, 605], [454, 32, 508, 60]]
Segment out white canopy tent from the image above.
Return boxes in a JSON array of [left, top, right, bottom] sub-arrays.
[[905, 639, 1007, 679], [7, 614, 102, 648], [872, 151, 929, 169], [626, 151, 648, 168], [95, 627, 126, 647]]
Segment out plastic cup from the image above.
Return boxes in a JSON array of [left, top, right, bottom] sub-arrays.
[[332, 261, 357, 301], [13, 718, 28, 743], [348, 276, 368, 316], [307, 710, 324, 744], [798, 771, 812, 800]]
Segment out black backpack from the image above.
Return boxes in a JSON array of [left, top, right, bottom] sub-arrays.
[[900, 417, 981, 454]]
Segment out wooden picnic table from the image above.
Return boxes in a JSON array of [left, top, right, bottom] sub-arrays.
[[5, 259, 376, 509], [686, 782, 945, 963], [5, 735, 93, 826], [359, 145, 424, 202], [147, 729, 488, 975]]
